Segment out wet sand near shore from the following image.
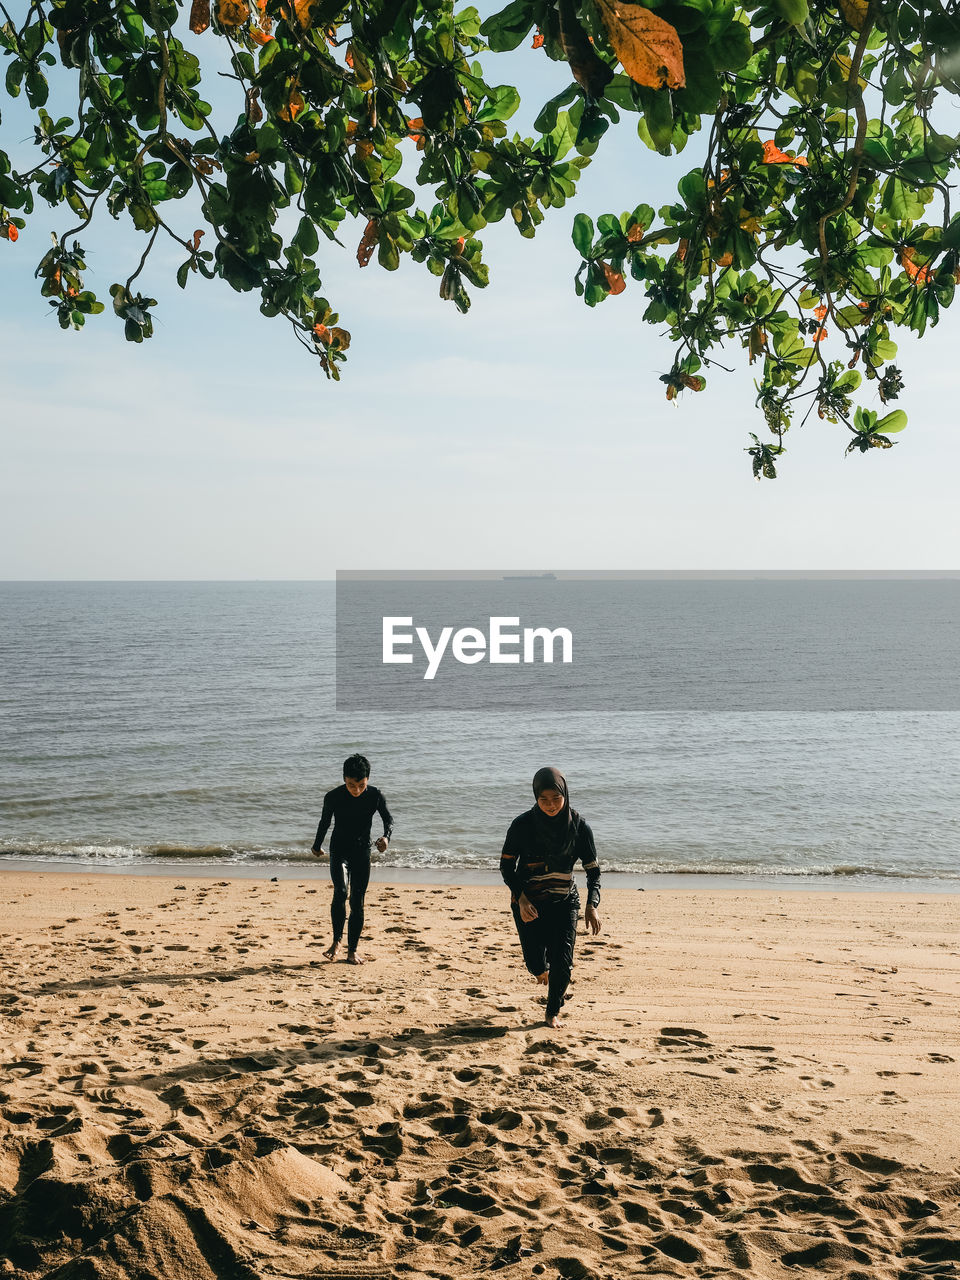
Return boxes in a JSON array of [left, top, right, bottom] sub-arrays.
[[2, 872, 959, 1279]]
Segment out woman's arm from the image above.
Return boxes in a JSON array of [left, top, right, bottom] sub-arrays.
[[500, 817, 525, 898], [577, 819, 601, 934]]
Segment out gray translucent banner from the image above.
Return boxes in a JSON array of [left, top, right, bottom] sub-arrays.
[[335, 572, 960, 711]]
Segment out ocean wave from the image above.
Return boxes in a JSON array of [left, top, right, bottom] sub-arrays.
[[1, 840, 958, 884]]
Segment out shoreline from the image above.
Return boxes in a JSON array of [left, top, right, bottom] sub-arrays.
[[2, 857, 959, 895]]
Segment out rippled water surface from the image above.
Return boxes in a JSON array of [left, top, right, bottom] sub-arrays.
[[2, 580, 959, 887]]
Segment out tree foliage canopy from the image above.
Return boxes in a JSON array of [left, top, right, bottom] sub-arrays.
[[2, 0, 960, 473]]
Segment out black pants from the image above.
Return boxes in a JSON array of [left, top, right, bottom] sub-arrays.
[[511, 891, 579, 1019], [330, 848, 371, 952]]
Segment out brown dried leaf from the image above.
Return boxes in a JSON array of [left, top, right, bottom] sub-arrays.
[[747, 325, 767, 363], [246, 87, 263, 123], [559, 1, 614, 96], [190, 0, 210, 34], [595, 0, 684, 90], [357, 219, 379, 268]]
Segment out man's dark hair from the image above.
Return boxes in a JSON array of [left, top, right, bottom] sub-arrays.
[[343, 753, 371, 780]]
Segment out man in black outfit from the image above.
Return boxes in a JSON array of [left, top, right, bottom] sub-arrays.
[[311, 753, 393, 964]]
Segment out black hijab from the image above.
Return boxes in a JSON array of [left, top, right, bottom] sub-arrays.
[[530, 766, 577, 860]]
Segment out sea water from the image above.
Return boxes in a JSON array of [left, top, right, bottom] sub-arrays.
[[1, 580, 958, 889]]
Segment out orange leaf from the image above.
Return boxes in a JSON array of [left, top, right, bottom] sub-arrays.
[[249, 24, 272, 44], [602, 262, 626, 294], [5, 222, 18, 242], [191, 229, 204, 253], [595, 0, 684, 90], [761, 139, 791, 164], [279, 90, 305, 122], [626, 222, 645, 242], [532, 30, 544, 48], [215, 0, 248, 28], [293, 0, 321, 28], [762, 139, 808, 167], [676, 238, 688, 261], [357, 218, 378, 268], [682, 374, 706, 391], [313, 323, 329, 343], [812, 326, 827, 342], [839, 0, 869, 30], [715, 251, 733, 267], [813, 303, 827, 320], [345, 46, 354, 68], [900, 246, 932, 283], [190, 0, 210, 34]]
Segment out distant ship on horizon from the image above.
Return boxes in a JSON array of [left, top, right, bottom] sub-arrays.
[[502, 572, 557, 581]]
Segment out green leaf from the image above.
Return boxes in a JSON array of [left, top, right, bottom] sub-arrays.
[[572, 212, 594, 258], [479, 0, 536, 51], [476, 84, 521, 123], [876, 409, 907, 433], [293, 215, 319, 255], [4, 58, 23, 98], [644, 90, 674, 152], [707, 20, 753, 71], [534, 84, 580, 134]]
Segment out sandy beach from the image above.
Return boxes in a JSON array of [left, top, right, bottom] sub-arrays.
[[1, 872, 958, 1279]]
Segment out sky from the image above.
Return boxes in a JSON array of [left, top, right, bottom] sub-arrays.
[[2, 22, 959, 580]]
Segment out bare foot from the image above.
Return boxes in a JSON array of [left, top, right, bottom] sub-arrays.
[[535, 970, 549, 986], [323, 942, 340, 961], [546, 1014, 562, 1029], [346, 951, 364, 965]]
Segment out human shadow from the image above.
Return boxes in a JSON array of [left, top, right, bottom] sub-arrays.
[[25, 956, 335, 997], [123, 1015, 548, 1093]]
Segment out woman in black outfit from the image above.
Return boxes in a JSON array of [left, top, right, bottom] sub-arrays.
[[500, 767, 601, 1028]]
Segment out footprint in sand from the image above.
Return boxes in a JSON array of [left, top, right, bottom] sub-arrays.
[[657, 1027, 712, 1050]]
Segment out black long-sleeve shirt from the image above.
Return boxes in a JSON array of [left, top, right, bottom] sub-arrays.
[[312, 784, 393, 856], [500, 809, 601, 908]]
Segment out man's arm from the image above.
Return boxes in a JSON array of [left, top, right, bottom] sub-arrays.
[[376, 790, 394, 843], [312, 792, 335, 852]]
